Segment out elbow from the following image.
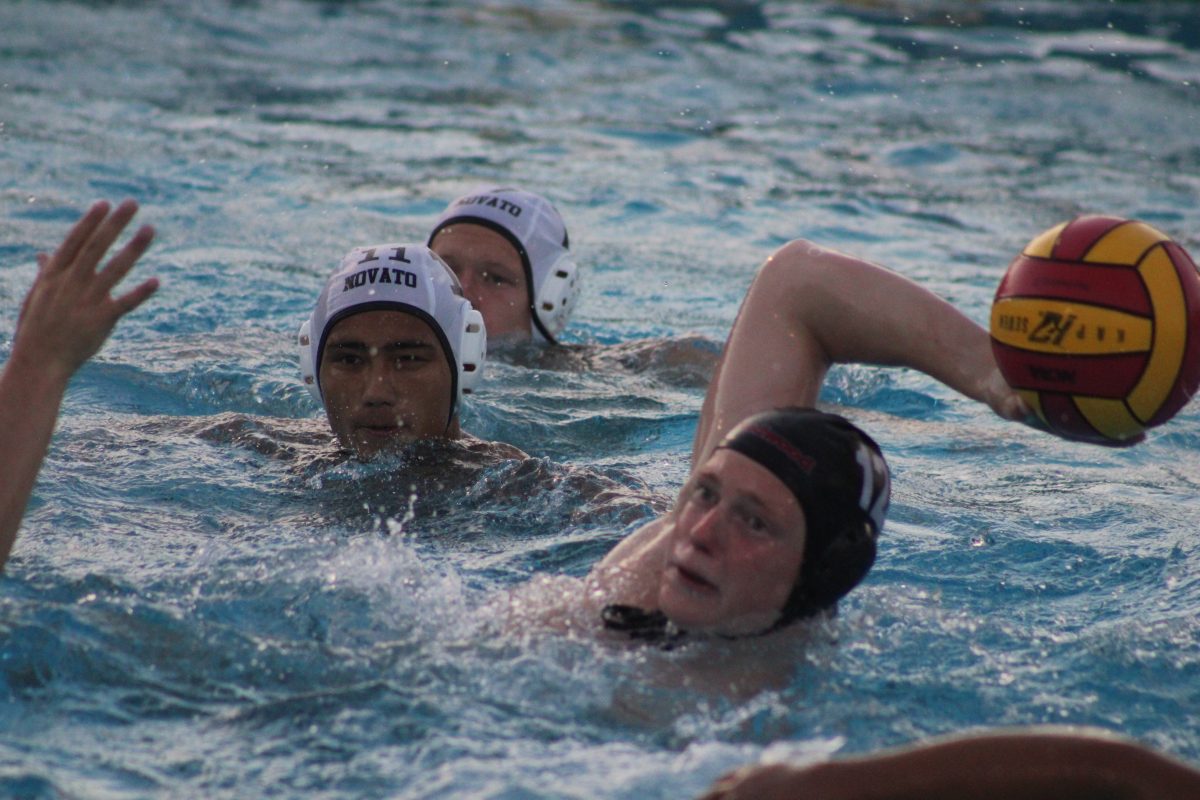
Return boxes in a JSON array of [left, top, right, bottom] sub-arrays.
[[753, 238, 843, 297]]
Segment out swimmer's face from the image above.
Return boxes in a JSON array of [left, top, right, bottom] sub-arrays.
[[658, 448, 807, 636], [318, 310, 457, 457], [429, 223, 531, 342]]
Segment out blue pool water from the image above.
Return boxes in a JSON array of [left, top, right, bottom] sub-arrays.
[[2, 1, 1200, 797]]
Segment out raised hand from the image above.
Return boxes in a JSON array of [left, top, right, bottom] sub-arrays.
[[1, 199, 158, 569], [14, 198, 157, 380]]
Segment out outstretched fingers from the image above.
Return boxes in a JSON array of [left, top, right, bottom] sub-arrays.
[[978, 367, 1032, 422], [112, 277, 160, 318], [13, 199, 159, 377], [44, 200, 113, 275], [73, 199, 141, 281], [96, 223, 156, 299]]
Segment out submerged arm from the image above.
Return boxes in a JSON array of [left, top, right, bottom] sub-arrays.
[[0, 200, 157, 569], [693, 239, 1024, 466], [698, 726, 1200, 800]]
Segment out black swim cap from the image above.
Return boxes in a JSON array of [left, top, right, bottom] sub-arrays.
[[716, 407, 891, 627]]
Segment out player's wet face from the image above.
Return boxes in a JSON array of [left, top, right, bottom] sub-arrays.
[[658, 448, 807, 636], [318, 310, 455, 457], [430, 223, 531, 341]]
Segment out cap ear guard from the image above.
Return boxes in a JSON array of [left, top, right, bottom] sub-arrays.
[[784, 436, 890, 622], [783, 520, 878, 622], [297, 318, 321, 404], [457, 307, 486, 395], [532, 251, 581, 342]]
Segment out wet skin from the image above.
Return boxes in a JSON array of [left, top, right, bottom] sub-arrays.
[[430, 222, 532, 341], [318, 310, 457, 458], [657, 448, 808, 636]]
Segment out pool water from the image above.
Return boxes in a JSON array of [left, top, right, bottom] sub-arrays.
[[2, 1, 1199, 797]]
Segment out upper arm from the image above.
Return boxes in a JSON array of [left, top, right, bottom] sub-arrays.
[[691, 238, 1017, 468], [691, 240, 839, 466]]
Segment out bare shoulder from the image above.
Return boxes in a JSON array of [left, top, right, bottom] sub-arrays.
[[592, 334, 721, 388], [492, 336, 722, 388], [493, 573, 596, 636], [585, 515, 670, 610], [185, 412, 335, 459], [459, 432, 528, 461]]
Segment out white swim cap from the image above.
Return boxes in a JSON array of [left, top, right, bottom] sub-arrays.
[[428, 186, 581, 343], [298, 244, 486, 428]]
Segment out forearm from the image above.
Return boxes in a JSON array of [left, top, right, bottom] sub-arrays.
[[0, 352, 72, 568], [764, 240, 1000, 405]]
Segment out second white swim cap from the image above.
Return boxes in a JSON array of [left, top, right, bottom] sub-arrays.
[[298, 244, 486, 428], [428, 186, 581, 343]]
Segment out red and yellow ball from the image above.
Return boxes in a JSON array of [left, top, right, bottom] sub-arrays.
[[991, 216, 1200, 445]]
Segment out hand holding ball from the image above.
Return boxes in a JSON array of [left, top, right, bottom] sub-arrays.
[[990, 216, 1200, 445]]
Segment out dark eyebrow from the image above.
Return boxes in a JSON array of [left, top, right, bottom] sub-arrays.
[[325, 340, 369, 351], [384, 340, 438, 351], [699, 468, 771, 510], [445, 255, 518, 274], [325, 339, 437, 352], [477, 259, 517, 271], [732, 491, 770, 516]]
